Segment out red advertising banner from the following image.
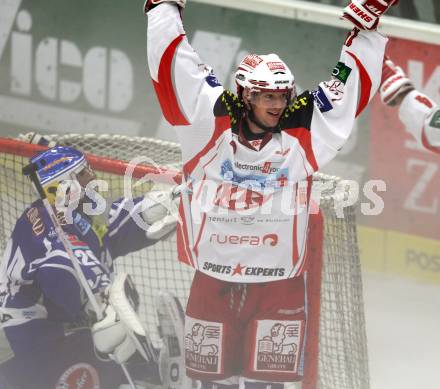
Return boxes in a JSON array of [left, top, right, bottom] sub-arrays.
[[369, 37, 440, 240]]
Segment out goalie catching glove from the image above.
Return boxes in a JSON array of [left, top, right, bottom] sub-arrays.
[[380, 55, 415, 106], [341, 0, 399, 30], [92, 273, 157, 364], [142, 185, 181, 241]]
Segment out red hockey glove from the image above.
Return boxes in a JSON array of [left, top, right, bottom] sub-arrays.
[[144, 0, 186, 14], [380, 55, 414, 106], [342, 0, 399, 30]]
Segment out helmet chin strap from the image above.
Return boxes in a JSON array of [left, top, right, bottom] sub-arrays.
[[246, 107, 279, 133]]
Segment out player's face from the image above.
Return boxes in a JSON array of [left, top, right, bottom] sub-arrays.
[[250, 91, 288, 128]]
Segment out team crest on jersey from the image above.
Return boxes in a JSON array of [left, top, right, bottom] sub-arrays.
[[252, 320, 304, 374], [55, 363, 100, 389], [184, 316, 223, 374], [214, 182, 273, 211]]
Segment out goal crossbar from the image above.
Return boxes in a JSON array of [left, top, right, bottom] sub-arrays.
[[0, 137, 181, 185]]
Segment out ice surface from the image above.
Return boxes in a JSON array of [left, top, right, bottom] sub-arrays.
[[364, 272, 440, 389]]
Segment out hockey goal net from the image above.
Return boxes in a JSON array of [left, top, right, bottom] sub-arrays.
[[0, 133, 369, 389]]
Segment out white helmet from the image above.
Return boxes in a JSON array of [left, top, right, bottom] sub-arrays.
[[235, 53, 295, 95]]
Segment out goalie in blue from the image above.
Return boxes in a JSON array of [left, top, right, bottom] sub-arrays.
[[0, 144, 185, 389]]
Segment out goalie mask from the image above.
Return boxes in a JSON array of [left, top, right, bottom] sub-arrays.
[[29, 146, 95, 207], [235, 54, 296, 131]]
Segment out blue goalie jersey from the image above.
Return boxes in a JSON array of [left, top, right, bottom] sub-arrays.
[[0, 196, 153, 355]]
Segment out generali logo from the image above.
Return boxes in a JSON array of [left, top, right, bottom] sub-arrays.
[[0, 0, 140, 133]]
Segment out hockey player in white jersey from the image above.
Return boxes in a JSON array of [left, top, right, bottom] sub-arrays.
[[145, 0, 398, 387], [380, 55, 440, 154], [0, 143, 184, 389]]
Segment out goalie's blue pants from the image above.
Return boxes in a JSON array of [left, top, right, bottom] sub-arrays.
[[0, 328, 160, 389]]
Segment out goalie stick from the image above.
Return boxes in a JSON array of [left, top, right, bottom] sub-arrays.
[[22, 162, 139, 389]]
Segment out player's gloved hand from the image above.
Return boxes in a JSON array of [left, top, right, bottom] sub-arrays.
[[142, 187, 180, 240], [342, 0, 399, 30], [92, 302, 137, 364], [380, 55, 414, 106], [144, 0, 186, 14]]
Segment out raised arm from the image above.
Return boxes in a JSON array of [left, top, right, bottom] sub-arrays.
[[380, 56, 440, 154], [299, 28, 387, 171], [298, 0, 400, 171], [145, 1, 224, 161]]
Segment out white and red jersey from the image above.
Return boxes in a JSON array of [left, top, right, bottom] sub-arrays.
[[147, 4, 387, 282], [399, 90, 440, 154]]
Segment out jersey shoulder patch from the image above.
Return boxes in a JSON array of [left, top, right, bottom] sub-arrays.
[[213, 90, 243, 130], [280, 91, 314, 131]]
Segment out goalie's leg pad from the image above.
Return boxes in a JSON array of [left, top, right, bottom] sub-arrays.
[[109, 273, 158, 363], [155, 290, 192, 389], [242, 277, 306, 382]]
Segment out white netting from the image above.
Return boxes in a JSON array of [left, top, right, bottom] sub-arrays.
[[0, 134, 369, 389]]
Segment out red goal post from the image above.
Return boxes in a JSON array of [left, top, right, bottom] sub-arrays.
[[0, 134, 369, 389]]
